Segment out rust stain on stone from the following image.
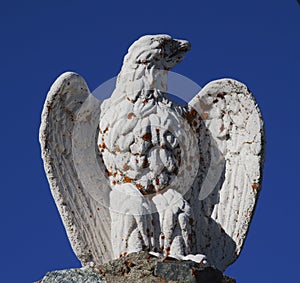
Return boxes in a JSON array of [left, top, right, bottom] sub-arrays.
[[127, 112, 136, 119], [217, 92, 225, 99], [136, 183, 143, 190], [47, 104, 52, 113], [191, 268, 197, 276], [184, 108, 198, 126], [123, 176, 132, 183], [98, 267, 105, 276], [142, 158, 148, 168], [142, 132, 152, 142], [121, 267, 125, 276], [200, 100, 212, 111], [202, 112, 209, 120], [166, 247, 170, 256]]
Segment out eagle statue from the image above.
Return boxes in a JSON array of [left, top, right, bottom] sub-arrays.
[[39, 34, 265, 271]]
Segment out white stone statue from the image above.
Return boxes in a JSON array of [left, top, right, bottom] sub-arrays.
[[40, 34, 265, 271]]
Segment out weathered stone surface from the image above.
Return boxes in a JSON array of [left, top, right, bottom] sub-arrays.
[[37, 252, 236, 283], [40, 34, 265, 271], [37, 267, 105, 283]]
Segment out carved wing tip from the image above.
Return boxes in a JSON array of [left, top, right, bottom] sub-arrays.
[[53, 71, 81, 83], [204, 78, 249, 92], [39, 71, 91, 159], [49, 71, 87, 93]]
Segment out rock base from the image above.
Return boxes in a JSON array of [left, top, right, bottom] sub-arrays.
[[37, 252, 236, 283]]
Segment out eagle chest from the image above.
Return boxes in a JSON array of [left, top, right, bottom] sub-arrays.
[[98, 97, 189, 195]]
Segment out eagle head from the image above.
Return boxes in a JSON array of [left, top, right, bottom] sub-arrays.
[[124, 34, 191, 70]]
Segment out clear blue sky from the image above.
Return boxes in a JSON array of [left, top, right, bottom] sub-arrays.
[[1, 1, 299, 282]]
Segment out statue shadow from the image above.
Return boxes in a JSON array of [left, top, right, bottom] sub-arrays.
[[186, 120, 237, 272]]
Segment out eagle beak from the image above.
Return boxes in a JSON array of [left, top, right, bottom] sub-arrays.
[[177, 40, 191, 52]]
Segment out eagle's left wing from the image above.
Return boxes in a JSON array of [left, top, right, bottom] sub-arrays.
[[188, 79, 265, 271]]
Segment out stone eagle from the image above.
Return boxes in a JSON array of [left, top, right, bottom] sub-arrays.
[[40, 34, 265, 271]]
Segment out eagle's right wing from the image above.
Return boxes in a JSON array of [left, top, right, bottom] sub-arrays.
[[40, 72, 113, 265]]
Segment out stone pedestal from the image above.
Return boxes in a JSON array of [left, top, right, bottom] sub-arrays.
[[37, 252, 236, 283]]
